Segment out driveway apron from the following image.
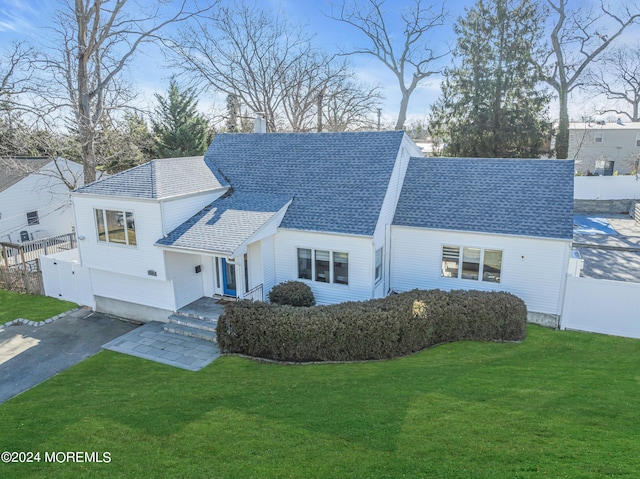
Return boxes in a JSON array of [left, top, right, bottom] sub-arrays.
[[0, 310, 139, 404]]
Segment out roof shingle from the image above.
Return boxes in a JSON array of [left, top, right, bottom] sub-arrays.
[[156, 192, 291, 254], [204, 131, 406, 236], [75, 156, 227, 199], [393, 157, 574, 240]]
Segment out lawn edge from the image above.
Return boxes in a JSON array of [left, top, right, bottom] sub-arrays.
[[3, 306, 87, 327]]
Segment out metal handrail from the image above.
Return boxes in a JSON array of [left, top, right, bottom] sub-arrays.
[[243, 283, 263, 301]]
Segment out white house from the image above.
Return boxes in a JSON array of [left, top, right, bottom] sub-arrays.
[[0, 157, 83, 243], [390, 157, 574, 327], [61, 132, 574, 326], [568, 121, 640, 175]]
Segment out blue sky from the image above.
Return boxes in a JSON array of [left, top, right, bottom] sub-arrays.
[[0, 0, 634, 126]]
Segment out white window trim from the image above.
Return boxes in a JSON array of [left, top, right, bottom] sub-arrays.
[[95, 208, 137, 247], [297, 247, 349, 286], [26, 210, 39, 226], [441, 244, 502, 284]]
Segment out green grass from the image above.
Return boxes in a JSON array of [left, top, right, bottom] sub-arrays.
[[1, 325, 639, 478], [0, 290, 77, 325]]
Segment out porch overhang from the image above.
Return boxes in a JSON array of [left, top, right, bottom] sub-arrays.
[[155, 192, 292, 258]]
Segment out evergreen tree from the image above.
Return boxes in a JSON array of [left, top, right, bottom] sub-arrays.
[[152, 80, 212, 158], [429, 0, 551, 158]]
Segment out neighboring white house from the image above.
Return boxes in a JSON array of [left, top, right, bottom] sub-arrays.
[[0, 157, 84, 243], [57, 132, 574, 326], [567, 121, 640, 175]]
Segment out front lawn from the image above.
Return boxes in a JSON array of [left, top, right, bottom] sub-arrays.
[[0, 290, 77, 325], [0, 325, 639, 478]]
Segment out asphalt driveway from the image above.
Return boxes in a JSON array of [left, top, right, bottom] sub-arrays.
[[0, 309, 139, 404]]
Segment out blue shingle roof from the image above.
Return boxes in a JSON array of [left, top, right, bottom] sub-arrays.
[[75, 156, 227, 199], [204, 131, 406, 236], [393, 157, 574, 240], [156, 192, 291, 254]]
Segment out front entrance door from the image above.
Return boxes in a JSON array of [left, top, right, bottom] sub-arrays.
[[221, 258, 237, 296]]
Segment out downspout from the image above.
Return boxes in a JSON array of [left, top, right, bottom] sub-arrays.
[[386, 222, 392, 296], [557, 241, 573, 330]]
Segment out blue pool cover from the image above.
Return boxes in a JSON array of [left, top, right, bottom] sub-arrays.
[[573, 215, 618, 235]]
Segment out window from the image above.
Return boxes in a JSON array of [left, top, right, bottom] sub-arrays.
[[462, 247, 481, 280], [635, 133, 640, 147], [26, 211, 39, 226], [441, 246, 460, 278], [298, 248, 349, 285], [375, 248, 383, 283], [483, 250, 502, 283], [594, 132, 603, 143], [315, 250, 330, 283], [244, 253, 249, 292], [333, 252, 349, 285], [441, 245, 502, 283], [95, 208, 136, 246], [297, 248, 312, 279]]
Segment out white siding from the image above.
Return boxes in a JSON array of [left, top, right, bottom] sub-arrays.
[[161, 190, 226, 235], [73, 195, 168, 280], [247, 241, 263, 292], [0, 162, 79, 242], [262, 235, 277, 295], [390, 226, 571, 315], [165, 251, 205, 309], [90, 269, 176, 311], [371, 134, 422, 296], [273, 229, 374, 305]]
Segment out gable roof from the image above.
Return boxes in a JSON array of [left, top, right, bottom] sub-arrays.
[[204, 131, 406, 236], [156, 192, 291, 255], [0, 157, 51, 192], [75, 156, 227, 199], [393, 157, 574, 240]]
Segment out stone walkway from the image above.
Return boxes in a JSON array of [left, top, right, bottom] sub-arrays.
[[102, 321, 220, 372], [102, 297, 224, 371]]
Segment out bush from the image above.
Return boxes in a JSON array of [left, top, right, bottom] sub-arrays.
[[217, 289, 527, 362], [268, 281, 315, 307]]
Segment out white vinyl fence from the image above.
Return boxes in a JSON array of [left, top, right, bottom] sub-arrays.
[[561, 276, 640, 339], [40, 249, 93, 307], [574, 176, 640, 200]]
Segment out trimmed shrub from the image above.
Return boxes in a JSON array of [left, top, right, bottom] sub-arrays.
[[268, 281, 315, 307], [217, 289, 527, 362]]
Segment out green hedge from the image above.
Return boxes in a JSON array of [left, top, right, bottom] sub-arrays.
[[217, 289, 527, 362], [268, 280, 315, 307]]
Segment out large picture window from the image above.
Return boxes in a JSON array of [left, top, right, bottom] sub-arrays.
[[95, 209, 136, 246], [297, 248, 349, 285], [441, 245, 502, 283]]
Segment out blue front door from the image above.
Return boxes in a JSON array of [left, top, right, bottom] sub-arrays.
[[221, 258, 237, 296]]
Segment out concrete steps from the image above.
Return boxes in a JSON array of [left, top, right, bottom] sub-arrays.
[[163, 313, 218, 343]]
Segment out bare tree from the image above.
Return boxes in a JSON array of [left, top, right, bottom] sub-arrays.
[[586, 44, 640, 122], [171, 3, 379, 133], [1, 42, 36, 158], [322, 76, 382, 131], [328, 0, 447, 130], [34, 0, 214, 184], [533, 0, 640, 158], [171, 3, 315, 132], [280, 57, 382, 132]]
